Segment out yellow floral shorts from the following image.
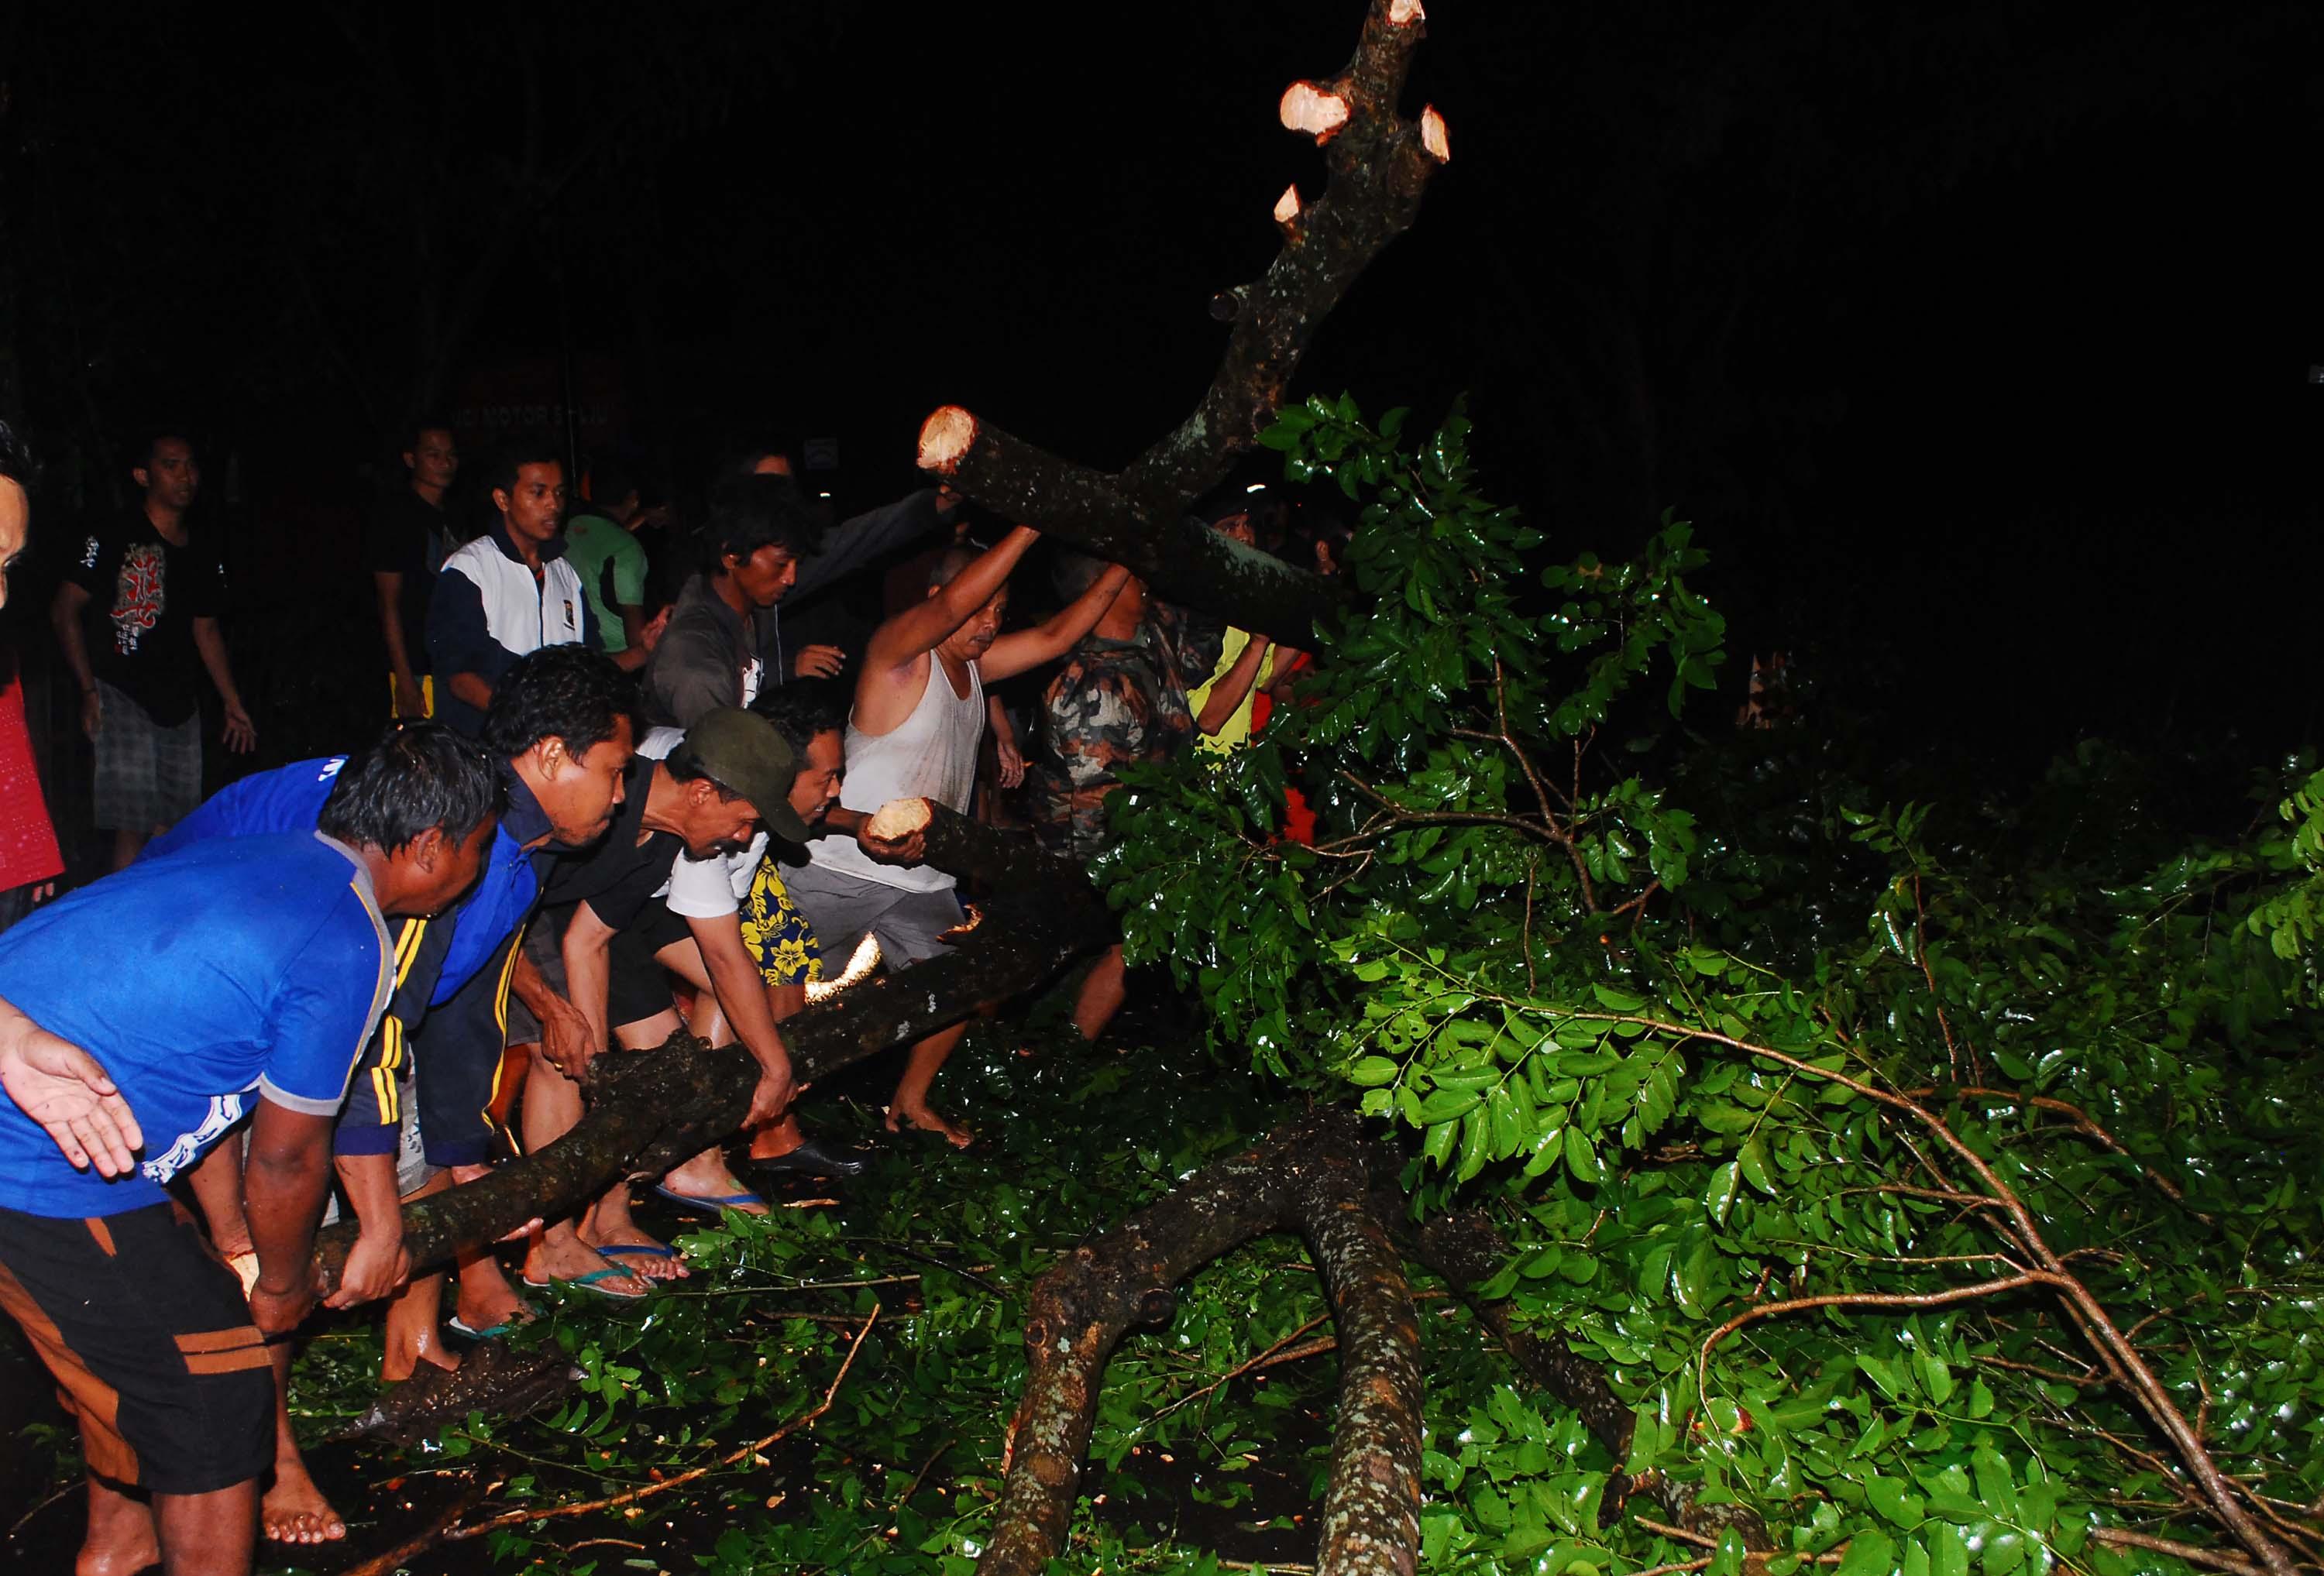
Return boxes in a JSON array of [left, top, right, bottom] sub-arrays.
[[739, 857, 824, 987]]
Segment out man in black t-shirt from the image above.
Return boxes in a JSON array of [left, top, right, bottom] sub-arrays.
[[50, 432, 256, 869], [365, 421, 460, 721]]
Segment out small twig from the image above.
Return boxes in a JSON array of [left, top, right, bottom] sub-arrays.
[[7, 1478, 79, 1538], [1974, 1352, 2104, 1387], [898, 1434, 954, 1509], [568, 1537, 648, 1554], [339, 1491, 482, 1576], [1521, 857, 1540, 993], [1700, 1275, 2071, 1416], [2090, 1528, 2263, 1576], [444, 1306, 879, 1541], [1937, 1087, 2212, 1224], [1147, 1315, 1332, 1426], [1635, 1516, 1721, 1549]]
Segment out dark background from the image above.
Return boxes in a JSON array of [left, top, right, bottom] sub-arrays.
[[3, 0, 2319, 817]]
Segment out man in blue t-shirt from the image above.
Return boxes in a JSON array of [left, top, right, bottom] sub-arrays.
[[0, 726, 497, 1576]]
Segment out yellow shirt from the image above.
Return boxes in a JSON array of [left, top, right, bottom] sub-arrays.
[[1188, 627, 1275, 754]]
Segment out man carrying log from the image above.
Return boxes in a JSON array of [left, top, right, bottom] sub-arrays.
[[783, 527, 1129, 1146], [510, 706, 813, 1291], [143, 644, 635, 1544], [0, 726, 499, 1576]]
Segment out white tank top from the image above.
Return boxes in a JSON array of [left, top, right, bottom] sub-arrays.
[[807, 654, 984, 891]]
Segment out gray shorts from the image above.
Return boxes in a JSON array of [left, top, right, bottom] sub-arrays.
[[777, 860, 964, 973], [92, 681, 202, 833]]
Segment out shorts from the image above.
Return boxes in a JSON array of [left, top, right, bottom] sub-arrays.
[[779, 861, 965, 973], [404, 923, 529, 1168], [389, 672, 437, 720], [0, 1200, 273, 1495], [503, 900, 689, 1045], [321, 1077, 438, 1226], [739, 857, 824, 987], [92, 681, 202, 833]]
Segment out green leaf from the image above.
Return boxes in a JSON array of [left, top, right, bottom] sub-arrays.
[[1738, 1138, 1778, 1196], [1703, 1161, 1741, 1224], [1564, 1127, 1602, 1183], [1347, 1056, 1400, 1087], [1930, 1521, 1971, 1576], [1838, 1528, 1897, 1576], [1970, 1447, 2019, 1520], [1591, 983, 1647, 1011]]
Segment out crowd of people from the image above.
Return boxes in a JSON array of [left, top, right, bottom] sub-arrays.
[[0, 414, 1342, 1575]]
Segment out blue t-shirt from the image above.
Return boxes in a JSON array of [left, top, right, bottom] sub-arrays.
[[148, 756, 536, 1008], [0, 833, 393, 1217]]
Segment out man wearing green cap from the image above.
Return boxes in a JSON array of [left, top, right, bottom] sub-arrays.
[[511, 706, 817, 1294]]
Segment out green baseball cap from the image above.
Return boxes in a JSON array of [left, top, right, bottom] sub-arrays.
[[669, 707, 813, 845]]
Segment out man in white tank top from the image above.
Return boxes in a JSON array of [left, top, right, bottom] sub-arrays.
[[785, 525, 1129, 1145]]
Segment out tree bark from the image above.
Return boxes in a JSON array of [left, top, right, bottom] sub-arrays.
[[978, 1109, 1425, 1576], [916, 0, 1446, 643], [314, 804, 1110, 1287]]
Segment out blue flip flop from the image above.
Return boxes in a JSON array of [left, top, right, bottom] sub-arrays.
[[521, 1264, 651, 1301], [651, 1183, 768, 1217], [597, 1242, 685, 1267], [448, 1315, 515, 1341]]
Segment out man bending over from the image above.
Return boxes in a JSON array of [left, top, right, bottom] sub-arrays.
[[0, 726, 497, 1576]]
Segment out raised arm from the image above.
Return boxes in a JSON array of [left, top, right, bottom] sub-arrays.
[[1196, 635, 1275, 736], [980, 562, 1133, 683], [791, 487, 949, 603], [865, 525, 1042, 671]]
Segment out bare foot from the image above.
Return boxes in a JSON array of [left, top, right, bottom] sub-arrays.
[[580, 1223, 691, 1281], [885, 1104, 975, 1149], [658, 1158, 772, 1218], [381, 1339, 460, 1384], [521, 1236, 651, 1299], [263, 1459, 347, 1545], [454, 1283, 534, 1334], [76, 1516, 158, 1576]]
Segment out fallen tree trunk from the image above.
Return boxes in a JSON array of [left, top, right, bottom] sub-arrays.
[[979, 1108, 1424, 1576], [915, 0, 1448, 643], [315, 802, 1109, 1287]]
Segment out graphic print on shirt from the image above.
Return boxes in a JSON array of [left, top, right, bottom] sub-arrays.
[[141, 1089, 248, 1186], [106, 542, 167, 656]]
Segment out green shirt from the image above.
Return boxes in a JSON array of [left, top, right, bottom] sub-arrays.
[[1187, 627, 1274, 754], [562, 512, 648, 652]]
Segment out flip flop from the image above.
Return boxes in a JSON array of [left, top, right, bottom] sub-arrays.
[[650, 1183, 768, 1217], [520, 1264, 650, 1301], [448, 1315, 516, 1341], [596, 1242, 686, 1275]]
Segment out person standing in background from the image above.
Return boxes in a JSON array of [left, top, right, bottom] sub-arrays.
[[50, 430, 256, 870], [366, 421, 460, 721], [562, 455, 663, 672]]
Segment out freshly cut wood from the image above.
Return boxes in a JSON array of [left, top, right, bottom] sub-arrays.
[[915, 0, 1446, 646], [1420, 104, 1449, 162], [1280, 80, 1351, 142], [866, 797, 930, 840]]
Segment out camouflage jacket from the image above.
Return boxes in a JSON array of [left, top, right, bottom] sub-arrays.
[[1030, 613, 1206, 861]]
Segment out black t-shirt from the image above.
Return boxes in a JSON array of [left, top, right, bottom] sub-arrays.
[[537, 755, 680, 932], [67, 511, 227, 726], [363, 488, 452, 675]]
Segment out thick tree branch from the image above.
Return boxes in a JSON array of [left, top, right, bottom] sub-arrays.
[[978, 1110, 1424, 1576], [916, 0, 1446, 641], [315, 805, 1109, 1284]]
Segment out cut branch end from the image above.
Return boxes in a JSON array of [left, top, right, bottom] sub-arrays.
[[916, 407, 978, 473], [1274, 183, 1303, 225], [1279, 80, 1350, 143], [1420, 105, 1450, 163], [868, 797, 934, 840], [1389, 0, 1427, 25]]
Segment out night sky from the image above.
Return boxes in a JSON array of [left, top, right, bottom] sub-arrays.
[[5, 1, 2320, 769]]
